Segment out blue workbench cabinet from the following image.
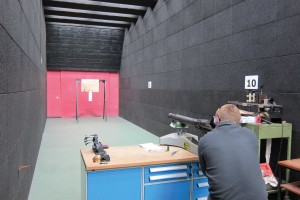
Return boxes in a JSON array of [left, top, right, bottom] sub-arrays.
[[81, 146, 209, 200], [82, 162, 209, 200], [87, 168, 141, 200]]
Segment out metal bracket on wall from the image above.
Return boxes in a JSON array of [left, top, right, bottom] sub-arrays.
[[18, 165, 31, 179], [75, 79, 107, 123]]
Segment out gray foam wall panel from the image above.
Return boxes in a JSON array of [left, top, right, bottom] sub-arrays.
[[0, 0, 46, 199], [46, 24, 124, 71], [120, 0, 300, 185]]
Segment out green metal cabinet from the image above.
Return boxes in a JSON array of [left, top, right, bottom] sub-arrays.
[[245, 123, 292, 182], [245, 123, 292, 160]]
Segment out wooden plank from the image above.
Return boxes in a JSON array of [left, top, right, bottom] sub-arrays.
[[281, 181, 300, 195], [81, 145, 199, 171]]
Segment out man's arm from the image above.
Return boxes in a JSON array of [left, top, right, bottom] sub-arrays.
[[199, 154, 207, 176], [198, 139, 207, 176]]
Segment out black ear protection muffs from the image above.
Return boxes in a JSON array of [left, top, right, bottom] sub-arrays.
[[210, 115, 221, 128]]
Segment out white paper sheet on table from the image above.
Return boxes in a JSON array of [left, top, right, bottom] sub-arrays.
[[139, 143, 167, 152]]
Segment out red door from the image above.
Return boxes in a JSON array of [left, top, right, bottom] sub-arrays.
[[47, 71, 61, 117], [47, 71, 119, 118]]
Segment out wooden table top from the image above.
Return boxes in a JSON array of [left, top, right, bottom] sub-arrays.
[[81, 145, 198, 171], [278, 158, 300, 171]]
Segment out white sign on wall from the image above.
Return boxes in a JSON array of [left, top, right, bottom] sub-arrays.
[[245, 75, 258, 89], [148, 81, 152, 89]]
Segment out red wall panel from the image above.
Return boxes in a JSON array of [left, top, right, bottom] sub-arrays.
[[47, 71, 61, 117], [47, 71, 119, 118]]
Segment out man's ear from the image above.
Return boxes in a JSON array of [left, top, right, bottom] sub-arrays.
[[210, 115, 220, 128], [215, 115, 220, 124]]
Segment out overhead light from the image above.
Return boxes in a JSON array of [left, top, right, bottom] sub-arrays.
[[46, 15, 131, 25], [47, 0, 147, 10], [44, 6, 138, 18], [46, 22, 125, 30]]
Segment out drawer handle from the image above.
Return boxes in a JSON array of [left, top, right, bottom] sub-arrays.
[[197, 182, 209, 188], [197, 197, 208, 200], [149, 165, 187, 173], [198, 171, 204, 175], [149, 172, 187, 181]]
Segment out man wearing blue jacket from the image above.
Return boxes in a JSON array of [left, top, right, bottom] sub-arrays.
[[198, 104, 267, 200]]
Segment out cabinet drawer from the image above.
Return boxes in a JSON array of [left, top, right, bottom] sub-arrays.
[[193, 170, 206, 178], [144, 163, 190, 174], [194, 196, 208, 200], [193, 162, 201, 170], [87, 168, 141, 200], [192, 163, 206, 178], [194, 178, 209, 190], [148, 172, 188, 181], [193, 188, 209, 200], [145, 180, 190, 200], [144, 163, 191, 183]]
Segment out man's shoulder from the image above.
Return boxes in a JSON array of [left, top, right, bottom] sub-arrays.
[[240, 126, 257, 136], [200, 125, 256, 141], [199, 129, 218, 144]]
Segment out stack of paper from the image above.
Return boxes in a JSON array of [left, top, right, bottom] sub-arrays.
[[139, 143, 168, 152]]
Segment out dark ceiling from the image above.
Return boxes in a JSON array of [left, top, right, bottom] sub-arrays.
[[43, 0, 158, 29]]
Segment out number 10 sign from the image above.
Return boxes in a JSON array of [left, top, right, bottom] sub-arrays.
[[245, 75, 258, 89]]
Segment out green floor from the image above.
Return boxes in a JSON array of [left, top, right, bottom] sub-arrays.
[[28, 117, 159, 200]]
